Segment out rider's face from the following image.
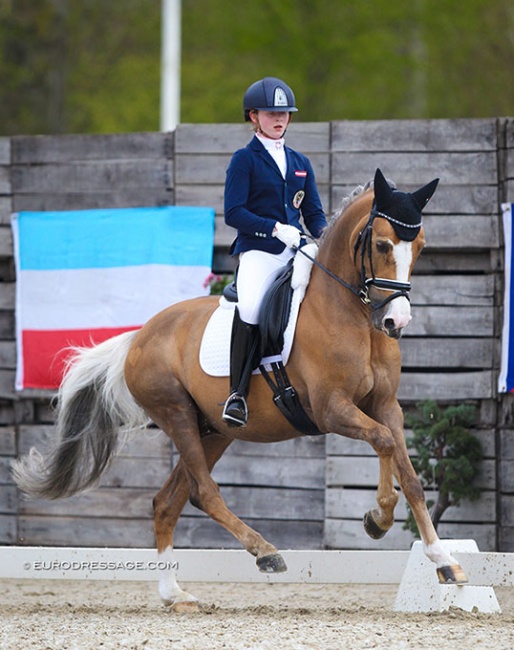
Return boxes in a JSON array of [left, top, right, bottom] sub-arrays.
[[251, 110, 292, 140]]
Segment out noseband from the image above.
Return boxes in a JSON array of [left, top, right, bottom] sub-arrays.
[[353, 209, 417, 310], [300, 209, 419, 311]]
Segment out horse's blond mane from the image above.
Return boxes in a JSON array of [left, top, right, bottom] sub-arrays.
[[335, 180, 373, 218], [319, 179, 373, 245]]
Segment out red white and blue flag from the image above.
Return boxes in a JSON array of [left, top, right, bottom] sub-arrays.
[[12, 206, 215, 390], [499, 203, 514, 392]]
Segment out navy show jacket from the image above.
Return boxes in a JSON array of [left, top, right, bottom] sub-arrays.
[[224, 135, 327, 255]]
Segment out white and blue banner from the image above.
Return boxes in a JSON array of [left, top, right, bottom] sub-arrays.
[[12, 206, 215, 390], [499, 203, 514, 393]]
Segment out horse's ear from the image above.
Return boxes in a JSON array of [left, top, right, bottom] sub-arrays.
[[411, 178, 439, 210], [373, 168, 394, 203]]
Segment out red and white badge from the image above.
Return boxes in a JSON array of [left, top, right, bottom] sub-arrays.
[[295, 170, 307, 177]]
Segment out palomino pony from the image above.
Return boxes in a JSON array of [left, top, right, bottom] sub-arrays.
[[13, 168, 468, 610]]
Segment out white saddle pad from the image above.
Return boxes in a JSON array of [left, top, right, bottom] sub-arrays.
[[199, 244, 318, 377]]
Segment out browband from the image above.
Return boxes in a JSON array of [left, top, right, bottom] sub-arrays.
[[370, 209, 423, 230]]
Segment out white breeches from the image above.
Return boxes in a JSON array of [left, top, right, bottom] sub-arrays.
[[236, 248, 295, 324]]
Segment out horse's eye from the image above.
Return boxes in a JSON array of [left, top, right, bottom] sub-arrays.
[[375, 240, 391, 255]]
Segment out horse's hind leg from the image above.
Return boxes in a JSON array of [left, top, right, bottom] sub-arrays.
[[153, 399, 286, 585], [153, 432, 233, 610], [153, 459, 195, 610]]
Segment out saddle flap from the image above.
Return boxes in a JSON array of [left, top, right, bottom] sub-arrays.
[[258, 259, 294, 358]]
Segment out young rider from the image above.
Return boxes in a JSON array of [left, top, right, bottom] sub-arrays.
[[222, 76, 327, 427]]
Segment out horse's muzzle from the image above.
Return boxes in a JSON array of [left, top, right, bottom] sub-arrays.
[[372, 295, 412, 338], [383, 318, 404, 339]]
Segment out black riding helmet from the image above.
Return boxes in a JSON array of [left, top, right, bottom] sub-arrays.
[[243, 77, 298, 122]]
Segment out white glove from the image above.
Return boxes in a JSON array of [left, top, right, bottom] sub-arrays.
[[273, 222, 302, 248]]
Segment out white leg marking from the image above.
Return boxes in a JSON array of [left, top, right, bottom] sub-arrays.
[[158, 547, 198, 606], [423, 541, 459, 568]]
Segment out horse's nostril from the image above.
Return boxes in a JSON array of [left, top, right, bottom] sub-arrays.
[[384, 318, 396, 331]]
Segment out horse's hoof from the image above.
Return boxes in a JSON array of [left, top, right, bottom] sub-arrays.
[[257, 553, 287, 573], [172, 600, 201, 614], [363, 510, 387, 539], [437, 564, 468, 585]]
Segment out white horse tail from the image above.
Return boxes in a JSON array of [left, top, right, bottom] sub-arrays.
[[12, 330, 148, 499]]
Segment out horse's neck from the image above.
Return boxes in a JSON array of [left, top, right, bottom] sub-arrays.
[[318, 209, 367, 296], [307, 268, 366, 332], [304, 200, 373, 329]]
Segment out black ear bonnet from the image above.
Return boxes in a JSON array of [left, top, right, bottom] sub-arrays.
[[372, 168, 439, 242]]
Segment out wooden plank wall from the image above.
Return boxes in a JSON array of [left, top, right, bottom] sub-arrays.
[[0, 118, 512, 552]]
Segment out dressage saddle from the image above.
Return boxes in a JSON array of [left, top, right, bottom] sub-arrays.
[[223, 261, 322, 436]]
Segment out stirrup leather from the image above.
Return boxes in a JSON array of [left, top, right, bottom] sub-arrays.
[[222, 392, 249, 427]]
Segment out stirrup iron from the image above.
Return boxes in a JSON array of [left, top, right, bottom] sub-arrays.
[[222, 392, 249, 427]]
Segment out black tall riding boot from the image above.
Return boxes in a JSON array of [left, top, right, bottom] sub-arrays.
[[222, 309, 260, 427]]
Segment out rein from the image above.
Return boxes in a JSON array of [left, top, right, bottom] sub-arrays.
[[298, 208, 415, 311]]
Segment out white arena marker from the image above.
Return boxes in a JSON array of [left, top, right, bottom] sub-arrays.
[[0, 548, 409, 583], [2, 544, 513, 616], [394, 540, 501, 614]]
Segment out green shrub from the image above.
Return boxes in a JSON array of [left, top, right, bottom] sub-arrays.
[[403, 400, 482, 537]]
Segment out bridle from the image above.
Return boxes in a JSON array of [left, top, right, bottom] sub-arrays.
[[298, 208, 421, 312]]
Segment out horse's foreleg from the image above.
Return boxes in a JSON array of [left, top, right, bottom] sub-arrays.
[[361, 395, 468, 584], [323, 399, 399, 537], [363, 453, 399, 539], [153, 433, 234, 609], [392, 446, 468, 584]]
